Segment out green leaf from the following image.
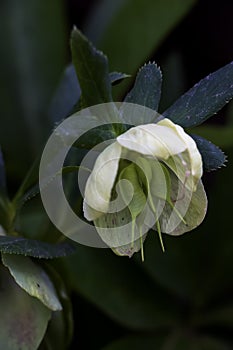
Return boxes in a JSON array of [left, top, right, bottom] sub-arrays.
[[0, 266, 51, 350], [0, 236, 76, 258], [110, 71, 131, 86], [74, 124, 117, 149], [61, 246, 181, 330], [163, 61, 233, 127], [0, 198, 12, 232], [71, 27, 112, 107], [125, 63, 162, 111], [2, 254, 62, 311], [49, 65, 129, 124], [191, 134, 226, 171], [48, 64, 81, 123], [12, 156, 40, 209]]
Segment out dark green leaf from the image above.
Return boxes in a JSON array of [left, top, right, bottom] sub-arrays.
[[0, 198, 12, 232], [12, 156, 40, 208], [48, 64, 81, 123], [125, 63, 162, 111], [191, 134, 226, 171], [71, 27, 112, 107], [74, 124, 117, 149], [49, 65, 129, 124], [0, 266, 51, 350], [163, 61, 233, 127], [0, 236, 76, 258], [109, 71, 130, 86], [61, 246, 181, 330]]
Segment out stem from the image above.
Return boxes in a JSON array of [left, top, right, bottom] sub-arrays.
[[148, 192, 165, 252], [131, 219, 135, 249], [169, 201, 187, 225], [139, 226, 144, 262]]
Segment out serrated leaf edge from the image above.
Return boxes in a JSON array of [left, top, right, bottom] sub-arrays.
[[192, 134, 227, 172]]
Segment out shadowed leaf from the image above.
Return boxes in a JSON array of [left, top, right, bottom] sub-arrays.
[[125, 63, 162, 111], [0, 236, 76, 258], [164, 61, 233, 127], [71, 28, 112, 107], [191, 134, 226, 171], [109, 71, 130, 85]]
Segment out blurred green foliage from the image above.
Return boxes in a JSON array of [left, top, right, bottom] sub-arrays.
[[0, 0, 233, 349], [0, 0, 67, 181]]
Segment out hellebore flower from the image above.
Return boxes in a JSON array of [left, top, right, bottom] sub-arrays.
[[83, 118, 207, 258]]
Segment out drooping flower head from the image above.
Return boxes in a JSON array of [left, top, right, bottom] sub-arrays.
[[83, 118, 207, 258]]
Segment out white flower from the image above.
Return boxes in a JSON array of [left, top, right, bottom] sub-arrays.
[[83, 118, 207, 257]]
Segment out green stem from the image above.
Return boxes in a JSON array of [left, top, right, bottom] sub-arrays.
[[131, 218, 135, 249], [148, 192, 165, 252], [139, 226, 144, 262], [168, 200, 187, 225]]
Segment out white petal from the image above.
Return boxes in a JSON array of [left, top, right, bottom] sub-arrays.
[[158, 118, 203, 187], [83, 142, 122, 221], [83, 200, 103, 221], [117, 123, 187, 159]]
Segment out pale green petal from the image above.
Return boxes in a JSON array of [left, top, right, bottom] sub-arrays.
[[94, 206, 148, 258], [83, 142, 122, 221], [163, 151, 197, 192], [117, 123, 187, 159], [94, 207, 134, 249], [112, 233, 147, 258], [119, 163, 147, 219], [154, 170, 207, 235]]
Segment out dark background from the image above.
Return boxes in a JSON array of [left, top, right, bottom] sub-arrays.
[[0, 0, 233, 349]]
